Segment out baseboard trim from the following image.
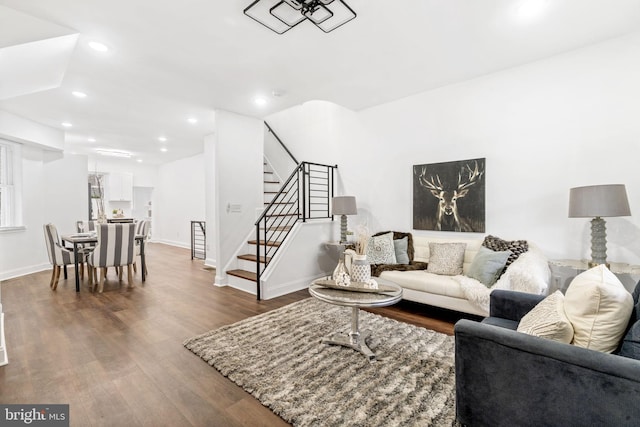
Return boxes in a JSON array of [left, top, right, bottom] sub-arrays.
[[261, 273, 325, 300], [0, 263, 50, 281], [153, 239, 191, 249]]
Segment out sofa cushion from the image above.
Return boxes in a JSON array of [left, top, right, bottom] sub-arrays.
[[618, 280, 640, 359], [564, 265, 633, 353], [466, 246, 511, 287], [427, 242, 466, 275], [482, 235, 528, 269], [380, 270, 465, 298], [366, 232, 396, 264], [393, 237, 410, 264], [517, 291, 574, 343]]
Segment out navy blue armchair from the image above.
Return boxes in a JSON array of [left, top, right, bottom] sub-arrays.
[[454, 289, 640, 427]]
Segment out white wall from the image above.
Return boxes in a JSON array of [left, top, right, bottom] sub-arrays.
[[204, 133, 216, 267], [261, 220, 337, 299], [43, 152, 88, 232], [0, 149, 87, 279], [213, 110, 263, 285], [267, 32, 640, 266], [154, 153, 205, 248]]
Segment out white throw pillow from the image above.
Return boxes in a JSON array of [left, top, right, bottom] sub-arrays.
[[564, 265, 633, 353], [366, 232, 397, 264], [517, 291, 574, 343], [426, 242, 466, 276]]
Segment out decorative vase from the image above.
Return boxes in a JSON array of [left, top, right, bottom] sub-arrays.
[[350, 254, 371, 284], [332, 254, 351, 287]]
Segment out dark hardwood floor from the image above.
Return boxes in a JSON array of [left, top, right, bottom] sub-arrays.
[[0, 243, 471, 426]]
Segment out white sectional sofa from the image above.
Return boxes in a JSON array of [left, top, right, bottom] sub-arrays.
[[378, 235, 550, 317]]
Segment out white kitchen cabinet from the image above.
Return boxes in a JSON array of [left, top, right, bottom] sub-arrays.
[[108, 172, 133, 201]]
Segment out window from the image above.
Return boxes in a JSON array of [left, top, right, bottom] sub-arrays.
[[0, 140, 21, 229]]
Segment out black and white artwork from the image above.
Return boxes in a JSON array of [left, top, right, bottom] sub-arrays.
[[413, 158, 485, 232]]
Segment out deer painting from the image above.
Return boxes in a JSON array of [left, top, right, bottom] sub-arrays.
[[413, 159, 485, 232]]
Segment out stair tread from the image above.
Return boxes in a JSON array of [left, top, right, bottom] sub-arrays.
[[227, 269, 257, 282], [247, 239, 281, 247], [238, 254, 271, 263], [264, 180, 279, 184]]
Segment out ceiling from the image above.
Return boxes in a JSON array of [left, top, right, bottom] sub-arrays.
[[1, 0, 640, 165]]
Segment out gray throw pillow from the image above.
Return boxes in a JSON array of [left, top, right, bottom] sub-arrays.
[[426, 242, 466, 276], [466, 246, 512, 287], [393, 237, 410, 264]]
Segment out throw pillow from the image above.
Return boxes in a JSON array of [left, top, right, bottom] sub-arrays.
[[365, 232, 397, 265], [482, 235, 528, 269], [466, 246, 512, 287], [393, 237, 410, 264], [426, 242, 466, 276], [517, 291, 574, 343], [564, 265, 634, 353]]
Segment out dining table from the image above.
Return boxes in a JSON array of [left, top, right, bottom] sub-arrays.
[[61, 232, 146, 292]]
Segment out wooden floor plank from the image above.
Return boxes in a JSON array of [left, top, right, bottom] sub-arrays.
[[0, 243, 470, 426]]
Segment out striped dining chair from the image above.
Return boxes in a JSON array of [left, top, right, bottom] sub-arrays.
[[133, 219, 150, 276], [43, 223, 82, 290], [87, 223, 137, 293]]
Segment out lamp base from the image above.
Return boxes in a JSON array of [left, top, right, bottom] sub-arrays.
[[339, 215, 348, 244], [589, 216, 608, 268]]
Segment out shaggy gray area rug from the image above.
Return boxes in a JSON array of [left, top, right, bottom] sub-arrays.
[[184, 298, 457, 427]]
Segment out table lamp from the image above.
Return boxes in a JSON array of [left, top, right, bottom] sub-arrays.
[[331, 196, 357, 244], [568, 184, 631, 268]]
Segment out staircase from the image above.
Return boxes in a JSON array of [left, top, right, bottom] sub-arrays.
[[225, 122, 337, 300], [226, 160, 289, 285]]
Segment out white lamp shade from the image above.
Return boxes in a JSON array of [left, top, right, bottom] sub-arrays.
[[332, 196, 357, 216], [568, 184, 631, 218]]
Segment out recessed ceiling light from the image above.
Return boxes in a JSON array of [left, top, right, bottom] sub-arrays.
[[72, 91, 87, 98], [96, 149, 131, 158], [88, 41, 109, 52], [187, 117, 198, 124], [87, 137, 96, 142], [61, 122, 73, 128], [254, 97, 267, 106], [160, 147, 168, 152], [158, 136, 167, 142], [136, 159, 143, 163]]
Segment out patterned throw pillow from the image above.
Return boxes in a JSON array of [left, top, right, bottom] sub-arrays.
[[426, 242, 466, 276], [482, 235, 528, 268], [366, 232, 397, 265], [517, 291, 574, 343]]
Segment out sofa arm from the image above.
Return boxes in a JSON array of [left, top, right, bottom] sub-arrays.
[[489, 289, 545, 321], [454, 319, 640, 427]]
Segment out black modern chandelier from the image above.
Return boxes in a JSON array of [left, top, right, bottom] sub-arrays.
[[244, 0, 356, 34]]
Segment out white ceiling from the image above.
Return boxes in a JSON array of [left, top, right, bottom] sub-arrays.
[[1, 0, 640, 164]]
